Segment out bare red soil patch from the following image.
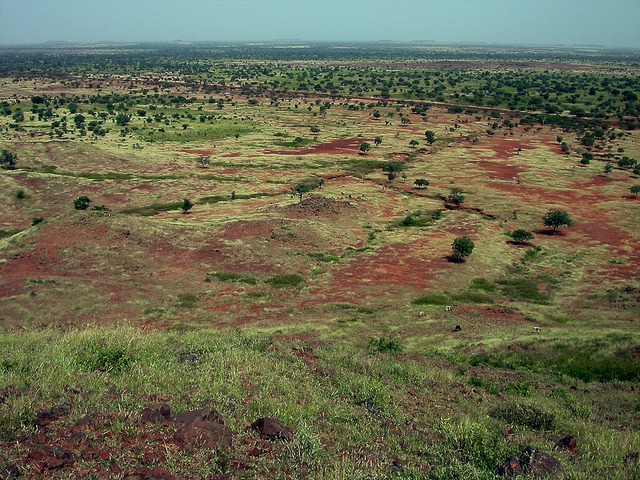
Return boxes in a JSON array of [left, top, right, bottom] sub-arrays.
[[264, 138, 368, 156]]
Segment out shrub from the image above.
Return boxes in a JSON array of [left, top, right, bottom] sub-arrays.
[[490, 402, 556, 430], [368, 336, 403, 354], [77, 344, 132, 373], [74, 196, 91, 210], [31, 217, 44, 226], [413, 293, 450, 305], [265, 274, 303, 288]]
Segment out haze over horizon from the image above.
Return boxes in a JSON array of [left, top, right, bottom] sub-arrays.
[[0, 0, 639, 49]]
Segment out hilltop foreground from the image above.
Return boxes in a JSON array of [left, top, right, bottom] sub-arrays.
[[0, 43, 639, 479]]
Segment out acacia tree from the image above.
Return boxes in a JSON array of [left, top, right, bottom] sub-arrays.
[[382, 163, 404, 182], [509, 229, 534, 244], [292, 183, 311, 202], [181, 198, 194, 214], [425, 130, 436, 144], [74, 196, 91, 210], [542, 210, 573, 233], [447, 188, 465, 207], [1, 149, 18, 170], [451, 236, 475, 262]]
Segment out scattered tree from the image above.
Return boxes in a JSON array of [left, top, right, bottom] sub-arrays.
[[509, 229, 534, 244], [382, 163, 404, 182], [74, 196, 91, 210], [1, 149, 17, 170], [603, 162, 613, 175], [181, 198, 194, 214], [629, 185, 640, 197], [310, 126, 321, 134], [447, 188, 465, 207], [425, 130, 436, 144], [359, 142, 371, 154], [409, 139, 419, 148], [292, 183, 311, 202], [413, 178, 429, 189], [542, 210, 573, 233], [451, 236, 475, 261], [374, 136, 382, 147]]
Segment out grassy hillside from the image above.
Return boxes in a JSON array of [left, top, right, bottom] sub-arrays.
[[0, 45, 639, 478]]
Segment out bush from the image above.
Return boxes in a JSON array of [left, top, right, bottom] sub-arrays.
[[490, 402, 556, 430], [74, 196, 91, 210], [31, 217, 44, 226], [413, 293, 451, 305], [78, 344, 132, 373], [368, 336, 403, 354], [265, 274, 303, 288]]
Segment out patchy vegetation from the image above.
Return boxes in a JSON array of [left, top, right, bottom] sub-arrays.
[[0, 42, 639, 479]]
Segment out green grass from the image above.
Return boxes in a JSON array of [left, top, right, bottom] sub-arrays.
[[265, 274, 304, 288], [145, 121, 256, 142], [205, 271, 259, 285]]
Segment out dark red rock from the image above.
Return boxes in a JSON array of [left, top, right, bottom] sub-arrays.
[[496, 456, 524, 478], [28, 446, 74, 472], [520, 447, 564, 479], [555, 435, 577, 453], [140, 403, 171, 424], [173, 407, 224, 425], [249, 417, 293, 441], [1, 464, 20, 479], [35, 410, 58, 428], [174, 419, 232, 450]]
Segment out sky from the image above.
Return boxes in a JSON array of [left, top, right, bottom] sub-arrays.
[[0, 0, 639, 48]]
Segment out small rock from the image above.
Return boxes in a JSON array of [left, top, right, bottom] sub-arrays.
[[49, 402, 72, 417], [496, 456, 524, 478], [1, 464, 20, 479], [140, 403, 171, 424], [249, 417, 293, 441], [35, 410, 58, 428], [555, 435, 577, 453], [173, 419, 232, 450], [178, 353, 198, 363], [28, 446, 74, 472]]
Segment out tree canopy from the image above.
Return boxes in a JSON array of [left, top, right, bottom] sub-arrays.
[[1, 149, 17, 170], [542, 210, 574, 233], [452, 236, 475, 261]]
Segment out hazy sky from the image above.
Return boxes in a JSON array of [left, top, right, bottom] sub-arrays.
[[1, 0, 638, 48]]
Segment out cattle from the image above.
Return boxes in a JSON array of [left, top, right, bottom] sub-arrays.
[[454, 325, 461, 332], [533, 327, 541, 333], [418, 311, 425, 317], [445, 306, 453, 312]]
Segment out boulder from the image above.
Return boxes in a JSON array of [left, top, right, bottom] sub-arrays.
[[498, 447, 564, 479], [520, 446, 564, 479], [172, 408, 232, 450], [173, 419, 232, 450], [249, 417, 293, 441]]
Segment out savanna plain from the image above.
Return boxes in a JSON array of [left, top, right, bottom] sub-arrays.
[[0, 43, 639, 479]]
